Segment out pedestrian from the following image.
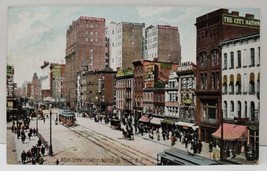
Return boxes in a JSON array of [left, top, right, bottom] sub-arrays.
[[198, 140, 203, 154], [43, 117, 45, 124], [21, 134, 25, 144], [41, 145, 45, 156], [209, 142, 213, 152], [55, 159, 60, 165], [17, 129, 20, 139], [33, 128, 36, 136], [39, 157, 44, 165], [31, 158, 36, 165], [26, 150, 32, 162], [37, 138, 42, 146], [21, 150, 26, 164], [28, 132, 32, 140]]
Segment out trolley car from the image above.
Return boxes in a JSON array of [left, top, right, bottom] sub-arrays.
[[157, 148, 240, 165], [59, 110, 76, 126]]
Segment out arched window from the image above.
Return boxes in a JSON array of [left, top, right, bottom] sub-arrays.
[[250, 101, 255, 121], [223, 75, 228, 94], [229, 74, 234, 94], [211, 50, 219, 67], [249, 73, 255, 94], [230, 101, 234, 117], [198, 52, 207, 68], [237, 101, 242, 118], [230, 51, 234, 69], [236, 74, 241, 94], [250, 48, 255, 67], [223, 53, 227, 69], [223, 101, 228, 119]]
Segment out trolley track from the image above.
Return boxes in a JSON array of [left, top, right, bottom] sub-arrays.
[[68, 124, 156, 165]]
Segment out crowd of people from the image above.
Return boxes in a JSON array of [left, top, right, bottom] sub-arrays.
[[138, 123, 203, 155]]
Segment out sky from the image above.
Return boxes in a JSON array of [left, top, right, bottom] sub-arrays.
[[7, 6, 260, 87]]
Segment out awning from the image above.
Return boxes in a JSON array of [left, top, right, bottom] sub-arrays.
[[138, 115, 151, 123], [212, 123, 248, 141], [175, 121, 195, 127], [150, 117, 163, 125], [161, 118, 175, 125]]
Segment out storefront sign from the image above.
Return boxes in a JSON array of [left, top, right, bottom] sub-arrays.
[[222, 14, 260, 28]]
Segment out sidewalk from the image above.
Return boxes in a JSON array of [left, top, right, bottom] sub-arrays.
[[79, 116, 255, 165]]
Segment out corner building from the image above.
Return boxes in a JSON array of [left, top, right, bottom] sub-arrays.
[[65, 16, 106, 109], [195, 9, 260, 142]]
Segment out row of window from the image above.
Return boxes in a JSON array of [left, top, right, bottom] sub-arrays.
[[223, 100, 258, 121], [223, 47, 260, 70], [222, 72, 260, 94], [200, 72, 220, 90], [198, 50, 219, 68]]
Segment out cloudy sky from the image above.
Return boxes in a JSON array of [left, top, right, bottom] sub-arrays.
[[7, 6, 260, 86]]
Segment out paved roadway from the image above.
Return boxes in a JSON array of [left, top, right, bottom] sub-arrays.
[[7, 109, 254, 165]]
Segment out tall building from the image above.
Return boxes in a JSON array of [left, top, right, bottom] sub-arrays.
[[31, 72, 41, 101], [65, 16, 106, 109], [195, 9, 260, 142], [144, 25, 181, 63], [106, 22, 144, 71]]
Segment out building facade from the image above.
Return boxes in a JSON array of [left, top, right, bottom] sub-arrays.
[[195, 9, 260, 142], [144, 25, 181, 63], [65, 16, 106, 109], [106, 22, 144, 71], [177, 61, 196, 123], [50, 63, 65, 103], [115, 69, 134, 119], [80, 68, 116, 114], [6, 65, 15, 108], [164, 71, 179, 118], [221, 34, 260, 122]]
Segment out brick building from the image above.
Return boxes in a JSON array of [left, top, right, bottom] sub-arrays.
[[80, 68, 116, 114], [145, 25, 181, 63], [195, 9, 260, 142], [106, 22, 144, 71], [115, 69, 134, 119], [65, 16, 106, 109]]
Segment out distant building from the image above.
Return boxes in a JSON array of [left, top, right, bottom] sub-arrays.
[[144, 25, 181, 63], [50, 63, 65, 102], [115, 68, 134, 119], [6, 65, 15, 108], [65, 16, 106, 109], [40, 61, 51, 100], [195, 8, 260, 142], [80, 68, 116, 113], [106, 22, 144, 71]]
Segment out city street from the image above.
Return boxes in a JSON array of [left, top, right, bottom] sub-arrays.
[[7, 109, 253, 165]]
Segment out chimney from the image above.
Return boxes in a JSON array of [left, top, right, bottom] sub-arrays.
[[245, 14, 255, 19], [231, 11, 239, 16]]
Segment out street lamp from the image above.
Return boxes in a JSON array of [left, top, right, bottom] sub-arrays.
[[49, 110, 53, 156]]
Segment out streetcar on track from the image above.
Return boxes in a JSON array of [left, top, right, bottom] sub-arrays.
[[58, 110, 76, 126], [157, 148, 241, 165]]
